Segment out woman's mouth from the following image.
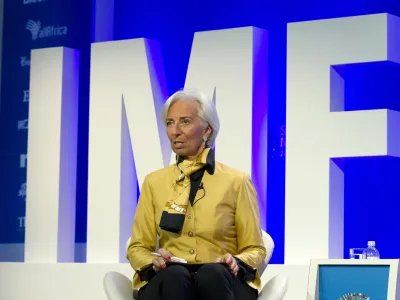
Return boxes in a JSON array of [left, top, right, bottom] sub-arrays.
[[173, 141, 184, 149]]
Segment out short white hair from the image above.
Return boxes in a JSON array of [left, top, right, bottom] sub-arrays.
[[162, 88, 220, 148]]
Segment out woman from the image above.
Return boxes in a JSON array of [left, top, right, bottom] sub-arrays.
[[127, 88, 266, 300]]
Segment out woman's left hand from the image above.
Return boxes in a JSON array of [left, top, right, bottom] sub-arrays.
[[216, 253, 239, 276]]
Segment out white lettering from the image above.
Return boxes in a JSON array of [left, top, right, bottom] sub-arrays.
[[17, 119, 28, 131], [20, 154, 27, 168], [24, 47, 79, 263], [18, 217, 26, 228], [20, 56, 31, 67], [26, 20, 67, 40], [23, 0, 47, 4], [286, 13, 400, 264], [23, 90, 30, 102], [18, 182, 27, 201], [38, 26, 68, 39], [87, 38, 166, 262]]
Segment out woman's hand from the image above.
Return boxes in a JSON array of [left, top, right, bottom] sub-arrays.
[[216, 253, 239, 276], [152, 248, 172, 272]]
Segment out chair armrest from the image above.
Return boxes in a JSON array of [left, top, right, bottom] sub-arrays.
[[104, 271, 136, 300], [258, 274, 288, 300]]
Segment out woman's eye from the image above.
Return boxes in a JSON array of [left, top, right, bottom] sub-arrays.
[[182, 119, 190, 125], [166, 121, 172, 126]]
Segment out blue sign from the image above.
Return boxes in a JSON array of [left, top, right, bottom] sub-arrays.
[[319, 265, 389, 300]]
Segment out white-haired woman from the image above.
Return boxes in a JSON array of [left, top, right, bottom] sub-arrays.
[[127, 89, 266, 300]]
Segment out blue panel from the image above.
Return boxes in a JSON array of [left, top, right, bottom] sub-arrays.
[[319, 265, 390, 300], [2, 0, 400, 265], [0, 0, 92, 247]]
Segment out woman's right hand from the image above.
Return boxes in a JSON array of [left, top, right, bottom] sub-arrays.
[[152, 248, 172, 272]]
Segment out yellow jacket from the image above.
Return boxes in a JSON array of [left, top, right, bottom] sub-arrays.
[[127, 161, 266, 290]]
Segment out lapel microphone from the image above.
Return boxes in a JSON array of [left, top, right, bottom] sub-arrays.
[[176, 173, 185, 183]]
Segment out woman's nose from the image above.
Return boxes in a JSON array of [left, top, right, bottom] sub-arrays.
[[170, 124, 182, 136]]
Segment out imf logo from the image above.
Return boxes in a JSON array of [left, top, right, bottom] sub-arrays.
[[26, 20, 41, 40], [339, 293, 370, 299]]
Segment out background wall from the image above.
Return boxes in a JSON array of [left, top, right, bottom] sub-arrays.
[[0, 0, 3, 116], [1, 0, 400, 264]]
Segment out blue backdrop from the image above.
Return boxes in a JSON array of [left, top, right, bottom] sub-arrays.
[[1, 0, 400, 264]]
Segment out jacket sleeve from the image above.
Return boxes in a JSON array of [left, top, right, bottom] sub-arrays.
[[127, 175, 157, 272], [234, 174, 266, 271]]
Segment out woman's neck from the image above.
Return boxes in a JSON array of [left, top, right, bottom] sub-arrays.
[[185, 148, 206, 161]]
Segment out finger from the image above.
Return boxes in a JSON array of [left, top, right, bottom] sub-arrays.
[[152, 259, 161, 272], [157, 257, 166, 269], [158, 248, 172, 261], [233, 265, 239, 276], [227, 257, 237, 273], [152, 257, 166, 272], [225, 254, 232, 264], [229, 259, 236, 269], [215, 257, 221, 262], [229, 262, 236, 273]]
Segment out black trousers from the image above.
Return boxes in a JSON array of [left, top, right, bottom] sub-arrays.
[[137, 263, 258, 300]]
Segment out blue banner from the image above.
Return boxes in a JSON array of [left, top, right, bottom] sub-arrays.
[[0, 0, 92, 244]]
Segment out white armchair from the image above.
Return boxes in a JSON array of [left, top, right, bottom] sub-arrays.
[[104, 230, 288, 300]]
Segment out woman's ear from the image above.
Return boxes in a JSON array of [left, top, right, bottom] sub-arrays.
[[204, 125, 212, 140]]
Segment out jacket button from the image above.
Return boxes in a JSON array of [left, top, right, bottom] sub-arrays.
[[188, 214, 193, 219], [189, 249, 195, 255], [188, 231, 193, 237]]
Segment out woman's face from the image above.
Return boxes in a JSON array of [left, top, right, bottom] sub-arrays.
[[166, 100, 211, 160]]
